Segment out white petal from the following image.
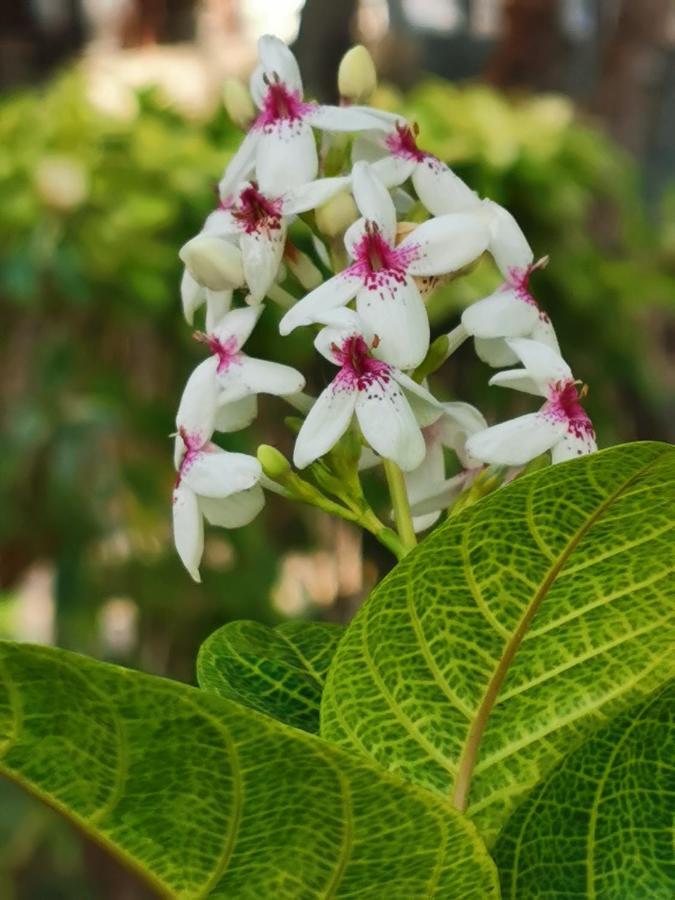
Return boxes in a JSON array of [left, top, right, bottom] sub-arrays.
[[408, 472, 469, 520], [344, 216, 367, 258], [488, 368, 541, 397], [240, 223, 286, 303], [405, 440, 444, 503], [412, 161, 480, 215], [257, 35, 303, 93], [223, 356, 305, 398], [212, 305, 262, 351], [351, 161, 396, 242], [256, 123, 318, 194], [199, 485, 265, 528], [351, 131, 388, 165], [218, 129, 260, 202], [293, 383, 357, 468], [391, 370, 442, 427], [401, 213, 490, 277], [474, 336, 519, 367], [405, 441, 445, 533], [183, 448, 261, 498], [313, 310, 362, 363], [505, 337, 572, 391], [356, 276, 429, 370], [461, 288, 539, 338], [308, 104, 391, 133], [179, 235, 245, 291], [355, 376, 425, 471], [484, 201, 533, 277], [175, 357, 219, 441], [370, 155, 417, 189], [181, 269, 205, 325], [213, 395, 258, 433], [439, 401, 487, 468], [173, 485, 204, 582], [551, 429, 597, 464], [282, 176, 351, 216], [465, 413, 565, 466], [205, 289, 233, 332], [202, 208, 239, 237], [279, 272, 359, 334], [529, 313, 561, 354]]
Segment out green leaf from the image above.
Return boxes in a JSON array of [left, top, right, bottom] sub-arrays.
[[0, 641, 499, 899], [493, 681, 674, 898], [321, 442, 675, 842], [197, 620, 344, 733]]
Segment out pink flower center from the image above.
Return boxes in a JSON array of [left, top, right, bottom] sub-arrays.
[[175, 426, 204, 487], [255, 76, 313, 129], [231, 184, 283, 235], [544, 380, 595, 438], [385, 122, 429, 163], [332, 334, 391, 392], [348, 222, 418, 291], [199, 333, 241, 375], [505, 264, 538, 307]]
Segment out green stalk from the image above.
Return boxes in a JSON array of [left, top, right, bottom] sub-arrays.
[[383, 459, 417, 553]]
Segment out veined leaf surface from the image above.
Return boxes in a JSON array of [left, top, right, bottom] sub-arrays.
[[321, 442, 675, 842], [0, 641, 498, 899], [494, 681, 674, 898], [197, 620, 344, 732]]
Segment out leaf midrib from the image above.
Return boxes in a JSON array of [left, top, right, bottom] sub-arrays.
[[451, 451, 667, 813]]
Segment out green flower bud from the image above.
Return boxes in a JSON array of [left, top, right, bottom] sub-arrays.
[[257, 444, 291, 480], [338, 45, 377, 103], [222, 78, 255, 131], [315, 190, 358, 237]]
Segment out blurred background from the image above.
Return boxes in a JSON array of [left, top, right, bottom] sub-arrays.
[[0, 0, 673, 896]]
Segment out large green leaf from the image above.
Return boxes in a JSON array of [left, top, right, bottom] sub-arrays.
[[493, 681, 674, 898], [321, 442, 675, 842], [197, 620, 344, 732], [0, 641, 499, 899]]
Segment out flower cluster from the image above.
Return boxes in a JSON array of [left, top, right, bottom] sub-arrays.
[[171, 35, 596, 580]]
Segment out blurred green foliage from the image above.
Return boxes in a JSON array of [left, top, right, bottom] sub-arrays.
[[0, 66, 673, 899]]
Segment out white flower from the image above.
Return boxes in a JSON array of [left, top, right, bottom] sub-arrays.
[[280, 162, 491, 370], [172, 424, 263, 582], [358, 120, 532, 277], [405, 402, 486, 531], [460, 258, 560, 367], [180, 269, 233, 331], [177, 305, 305, 437], [190, 176, 349, 305], [293, 310, 441, 471], [465, 338, 597, 467], [218, 35, 389, 198]]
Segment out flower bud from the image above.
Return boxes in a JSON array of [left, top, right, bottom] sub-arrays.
[[179, 236, 244, 291], [284, 244, 322, 290], [257, 444, 292, 480], [338, 45, 377, 103], [315, 190, 358, 237], [222, 78, 255, 131]]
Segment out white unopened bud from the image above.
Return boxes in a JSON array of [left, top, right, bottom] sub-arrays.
[[338, 45, 377, 103], [222, 78, 255, 131], [315, 190, 358, 237], [179, 236, 244, 291]]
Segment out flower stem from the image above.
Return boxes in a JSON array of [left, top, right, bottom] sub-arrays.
[[383, 459, 417, 553]]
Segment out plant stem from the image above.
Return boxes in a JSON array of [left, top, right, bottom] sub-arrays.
[[383, 459, 417, 553]]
